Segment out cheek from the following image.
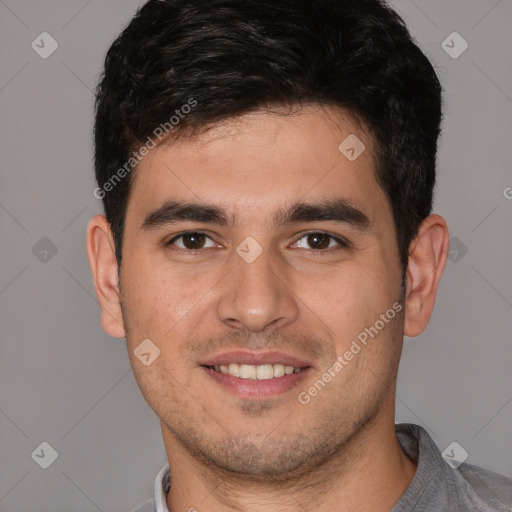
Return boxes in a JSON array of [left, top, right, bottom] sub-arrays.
[[122, 256, 202, 333], [129, 356, 193, 424], [308, 263, 397, 337]]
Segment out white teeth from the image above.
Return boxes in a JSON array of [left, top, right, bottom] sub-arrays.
[[228, 363, 240, 377], [256, 364, 274, 380], [239, 364, 256, 379], [273, 364, 285, 378], [212, 363, 303, 379]]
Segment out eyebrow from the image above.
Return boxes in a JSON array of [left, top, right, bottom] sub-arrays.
[[140, 198, 372, 232]]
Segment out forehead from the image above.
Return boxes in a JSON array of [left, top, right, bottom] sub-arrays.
[[126, 104, 389, 227]]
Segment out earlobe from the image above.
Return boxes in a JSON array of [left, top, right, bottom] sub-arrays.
[[86, 215, 126, 338], [404, 214, 450, 338]]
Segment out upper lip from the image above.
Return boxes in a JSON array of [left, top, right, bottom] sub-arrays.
[[200, 350, 313, 368]]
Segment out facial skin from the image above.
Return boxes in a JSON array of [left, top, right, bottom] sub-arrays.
[[87, 104, 449, 511]]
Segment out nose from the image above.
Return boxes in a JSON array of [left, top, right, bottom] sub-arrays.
[[216, 242, 299, 333]]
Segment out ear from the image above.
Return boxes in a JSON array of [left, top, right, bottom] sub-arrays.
[[404, 214, 450, 338], [86, 215, 126, 338]]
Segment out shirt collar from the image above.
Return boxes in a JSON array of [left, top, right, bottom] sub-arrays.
[[154, 462, 171, 512], [152, 424, 438, 511]]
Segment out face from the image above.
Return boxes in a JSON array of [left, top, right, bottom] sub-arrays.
[[118, 104, 405, 478]]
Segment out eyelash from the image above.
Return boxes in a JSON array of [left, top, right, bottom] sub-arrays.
[[165, 230, 350, 255]]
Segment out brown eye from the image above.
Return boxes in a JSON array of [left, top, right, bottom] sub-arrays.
[[294, 232, 347, 251], [167, 232, 216, 251], [306, 233, 331, 249], [181, 233, 206, 249]]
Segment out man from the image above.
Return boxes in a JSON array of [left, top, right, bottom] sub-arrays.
[[86, 0, 512, 510]]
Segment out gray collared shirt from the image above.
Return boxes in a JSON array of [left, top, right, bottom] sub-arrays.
[[132, 423, 512, 512]]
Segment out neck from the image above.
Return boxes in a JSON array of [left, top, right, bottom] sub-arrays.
[[162, 413, 417, 512]]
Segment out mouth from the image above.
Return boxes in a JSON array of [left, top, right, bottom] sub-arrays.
[[204, 363, 304, 379], [200, 351, 312, 398]]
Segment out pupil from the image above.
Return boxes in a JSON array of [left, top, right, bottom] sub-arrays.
[[309, 233, 329, 249], [184, 233, 204, 249]]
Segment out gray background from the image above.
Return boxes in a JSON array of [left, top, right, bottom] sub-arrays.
[[1, 1, 511, 510]]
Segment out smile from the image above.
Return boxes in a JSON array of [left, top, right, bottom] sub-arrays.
[[206, 363, 303, 380]]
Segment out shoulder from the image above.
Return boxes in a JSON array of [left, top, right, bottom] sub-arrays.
[[456, 461, 512, 510], [394, 423, 512, 511]]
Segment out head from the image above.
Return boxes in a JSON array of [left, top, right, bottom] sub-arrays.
[[87, 0, 449, 481]]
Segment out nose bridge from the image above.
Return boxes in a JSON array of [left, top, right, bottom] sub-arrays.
[[235, 241, 278, 292], [216, 238, 298, 332]]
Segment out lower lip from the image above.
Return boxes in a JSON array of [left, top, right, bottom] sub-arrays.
[[202, 366, 311, 399]]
